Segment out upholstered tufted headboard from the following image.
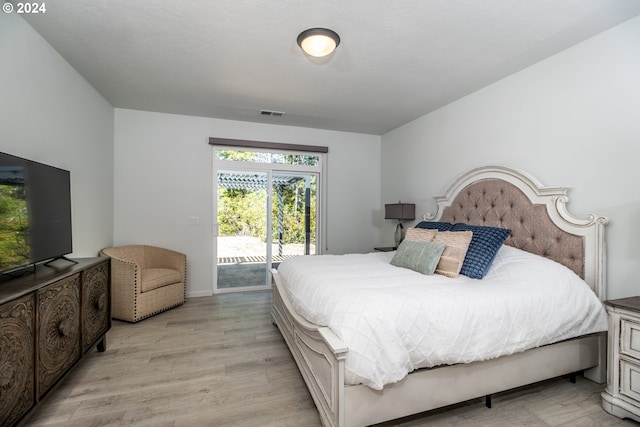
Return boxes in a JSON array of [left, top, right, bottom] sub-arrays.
[[427, 166, 608, 300], [439, 178, 585, 277]]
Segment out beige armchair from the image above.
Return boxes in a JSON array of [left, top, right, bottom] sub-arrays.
[[99, 245, 186, 322]]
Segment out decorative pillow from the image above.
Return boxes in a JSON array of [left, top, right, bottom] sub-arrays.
[[390, 240, 446, 275], [405, 227, 438, 242], [431, 231, 474, 278], [414, 221, 454, 231], [451, 223, 511, 279]]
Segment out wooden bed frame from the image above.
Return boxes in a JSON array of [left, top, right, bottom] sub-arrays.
[[271, 166, 608, 427]]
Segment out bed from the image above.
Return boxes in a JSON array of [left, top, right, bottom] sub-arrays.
[[270, 165, 608, 427]]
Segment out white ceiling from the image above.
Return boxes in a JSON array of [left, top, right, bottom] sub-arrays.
[[23, 0, 640, 135]]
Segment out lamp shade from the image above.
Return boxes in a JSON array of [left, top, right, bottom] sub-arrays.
[[384, 203, 415, 220], [297, 28, 340, 57]]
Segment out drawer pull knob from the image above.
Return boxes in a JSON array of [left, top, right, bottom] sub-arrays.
[[95, 294, 106, 311], [58, 318, 72, 337]]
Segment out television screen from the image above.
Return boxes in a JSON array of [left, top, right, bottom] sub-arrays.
[[0, 152, 72, 274]]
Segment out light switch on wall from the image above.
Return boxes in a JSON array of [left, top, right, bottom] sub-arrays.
[[187, 216, 199, 225]]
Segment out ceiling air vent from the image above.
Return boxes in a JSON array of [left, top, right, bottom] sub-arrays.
[[260, 109, 285, 117]]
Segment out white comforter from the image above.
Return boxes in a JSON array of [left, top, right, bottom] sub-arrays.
[[277, 245, 607, 390]]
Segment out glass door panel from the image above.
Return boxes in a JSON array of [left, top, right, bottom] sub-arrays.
[[271, 173, 317, 270], [216, 171, 270, 290]]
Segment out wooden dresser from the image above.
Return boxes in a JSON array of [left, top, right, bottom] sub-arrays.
[[602, 296, 640, 422], [0, 257, 110, 427]]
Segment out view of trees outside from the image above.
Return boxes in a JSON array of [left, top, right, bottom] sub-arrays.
[[0, 184, 30, 270], [272, 177, 316, 247], [217, 185, 267, 241], [217, 179, 316, 245], [216, 149, 317, 249]]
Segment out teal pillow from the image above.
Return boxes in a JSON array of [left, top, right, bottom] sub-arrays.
[[390, 240, 446, 275]]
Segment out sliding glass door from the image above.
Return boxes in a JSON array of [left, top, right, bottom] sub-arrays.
[[213, 148, 322, 293]]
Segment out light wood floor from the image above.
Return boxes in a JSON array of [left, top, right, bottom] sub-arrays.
[[25, 291, 637, 427]]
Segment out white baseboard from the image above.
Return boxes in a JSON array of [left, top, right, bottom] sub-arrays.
[[186, 290, 213, 298]]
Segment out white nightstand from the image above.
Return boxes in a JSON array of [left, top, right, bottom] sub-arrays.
[[602, 296, 640, 422]]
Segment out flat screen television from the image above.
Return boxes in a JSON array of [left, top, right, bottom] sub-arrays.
[[0, 151, 72, 275]]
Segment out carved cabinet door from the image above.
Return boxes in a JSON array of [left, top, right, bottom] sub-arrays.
[[82, 260, 110, 352], [36, 274, 81, 399], [0, 294, 35, 427]]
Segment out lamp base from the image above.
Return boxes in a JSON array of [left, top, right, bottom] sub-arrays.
[[394, 222, 404, 247]]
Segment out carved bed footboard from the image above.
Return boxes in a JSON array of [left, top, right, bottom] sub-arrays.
[[272, 270, 346, 427]]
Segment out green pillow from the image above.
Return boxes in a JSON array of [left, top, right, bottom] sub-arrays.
[[390, 240, 446, 275]]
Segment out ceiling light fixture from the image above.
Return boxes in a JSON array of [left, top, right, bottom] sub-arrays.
[[297, 28, 340, 58]]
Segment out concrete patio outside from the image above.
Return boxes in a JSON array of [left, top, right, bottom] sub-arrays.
[[217, 236, 315, 289]]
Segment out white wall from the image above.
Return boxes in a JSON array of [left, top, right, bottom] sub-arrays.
[[381, 16, 640, 299], [0, 14, 114, 258], [114, 109, 381, 297]]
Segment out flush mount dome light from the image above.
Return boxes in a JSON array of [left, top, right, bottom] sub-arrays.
[[297, 28, 340, 57]]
